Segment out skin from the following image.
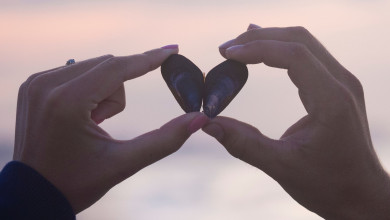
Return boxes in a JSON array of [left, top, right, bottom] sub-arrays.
[[203, 25, 390, 219], [13, 46, 209, 214], [11, 25, 390, 219]]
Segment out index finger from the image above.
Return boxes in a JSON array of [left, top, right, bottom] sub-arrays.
[[219, 26, 362, 98], [65, 45, 179, 104], [225, 40, 352, 121]]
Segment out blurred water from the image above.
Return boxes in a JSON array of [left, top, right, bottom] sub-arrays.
[[1, 1, 390, 219]]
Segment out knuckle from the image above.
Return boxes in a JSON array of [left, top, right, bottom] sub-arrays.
[[288, 42, 310, 60], [327, 86, 359, 119], [339, 89, 357, 110], [23, 72, 43, 88], [104, 56, 120, 67], [345, 72, 365, 99], [289, 26, 312, 38], [118, 100, 126, 112], [105, 56, 123, 69], [18, 81, 27, 95], [287, 26, 316, 48], [102, 54, 114, 59], [26, 74, 49, 97]]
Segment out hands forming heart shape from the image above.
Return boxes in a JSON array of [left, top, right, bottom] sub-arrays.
[[10, 24, 390, 219], [161, 54, 248, 118]]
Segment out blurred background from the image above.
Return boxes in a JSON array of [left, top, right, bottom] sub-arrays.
[[1, 0, 390, 219]]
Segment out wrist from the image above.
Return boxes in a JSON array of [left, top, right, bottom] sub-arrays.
[[333, 170, 390, 220]]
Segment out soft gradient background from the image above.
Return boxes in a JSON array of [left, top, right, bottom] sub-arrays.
[[1, 0, 390, 219]]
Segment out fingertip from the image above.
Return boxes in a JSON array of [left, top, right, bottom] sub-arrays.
[[247, 23, 262, 30], [159, 112, 205, 136], [161, 44, 179, 54], [225, 45, 244, 59], [219, 39, 235, 50], [143, 44, 179, 60], [218, 39, 237, 59], [188, 113, 209, 134], [202, 122, 224, 141], [219, 47, 228, 59], [139, 45, 179, 73]]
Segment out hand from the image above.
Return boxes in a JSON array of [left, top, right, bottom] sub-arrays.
[[13, 46, 209, 213], [203, 25, 390, 219]]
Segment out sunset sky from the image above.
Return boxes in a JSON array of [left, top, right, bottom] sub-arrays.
[[1, 1, 389, 219]]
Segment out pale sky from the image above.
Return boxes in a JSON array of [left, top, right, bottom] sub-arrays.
[[1, 1, 390, 219]]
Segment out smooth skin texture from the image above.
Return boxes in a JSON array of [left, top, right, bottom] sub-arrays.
[[13, 46, 209, 214], [203, 24, 390, 219]]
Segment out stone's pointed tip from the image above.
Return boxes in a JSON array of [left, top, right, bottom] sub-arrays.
[[162, 55, 248, 117], [203, 105, 217, 118]]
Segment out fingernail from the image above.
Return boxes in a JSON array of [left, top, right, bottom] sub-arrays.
[[202, 123, 224, 141], [225, 45, 244, 58], [248, 23, 261, 30], [219, 39, 235, 49], [188, 114, 209, 134], [161, 44, 179, 50]]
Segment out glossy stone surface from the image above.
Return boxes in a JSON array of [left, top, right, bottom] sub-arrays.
[[203, 60, 248, 118], [161, 54, 204, 113], [161, 54, 248, 118]]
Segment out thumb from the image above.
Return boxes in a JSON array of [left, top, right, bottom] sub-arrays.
[[202, 116, 280, 172], [109, 112, 209, 179]]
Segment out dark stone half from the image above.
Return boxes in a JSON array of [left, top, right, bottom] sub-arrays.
[[161, 54, 204, 113], [203, 60, 248, 118]]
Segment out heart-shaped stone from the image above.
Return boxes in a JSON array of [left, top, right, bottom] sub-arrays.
[[161, 54, 248, 118]]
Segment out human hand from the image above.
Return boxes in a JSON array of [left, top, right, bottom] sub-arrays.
[[203, 25, 390, 219], [13, 46, 209, 214]]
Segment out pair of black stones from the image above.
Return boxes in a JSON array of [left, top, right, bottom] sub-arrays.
[[161, 54, 248, 118]]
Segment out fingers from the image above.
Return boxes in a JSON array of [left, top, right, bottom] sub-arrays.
[[14, 66, 67, 159], [65, 46, 179, 105], [108, 112, 209, 181], [202, 116, 280, 173], [219, 26, 329, 66], [90, 85, 125, 124], [14, 55, 117, 151], [45, 55, 114, 85], [226, 40, 348, 118], [24, 55, 114, 96], [219, 25, 363, 100]]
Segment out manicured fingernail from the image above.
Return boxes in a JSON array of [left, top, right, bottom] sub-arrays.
[[219, 39, 235, 49], [202, 123, 224, 141], [161, 44, 179, 50], [248, 23, 261, 30], [225, 45, 244, 58], [188, 114, 209, 134]]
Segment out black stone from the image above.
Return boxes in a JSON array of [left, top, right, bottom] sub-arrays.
[[161, 54, 248, 118]]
